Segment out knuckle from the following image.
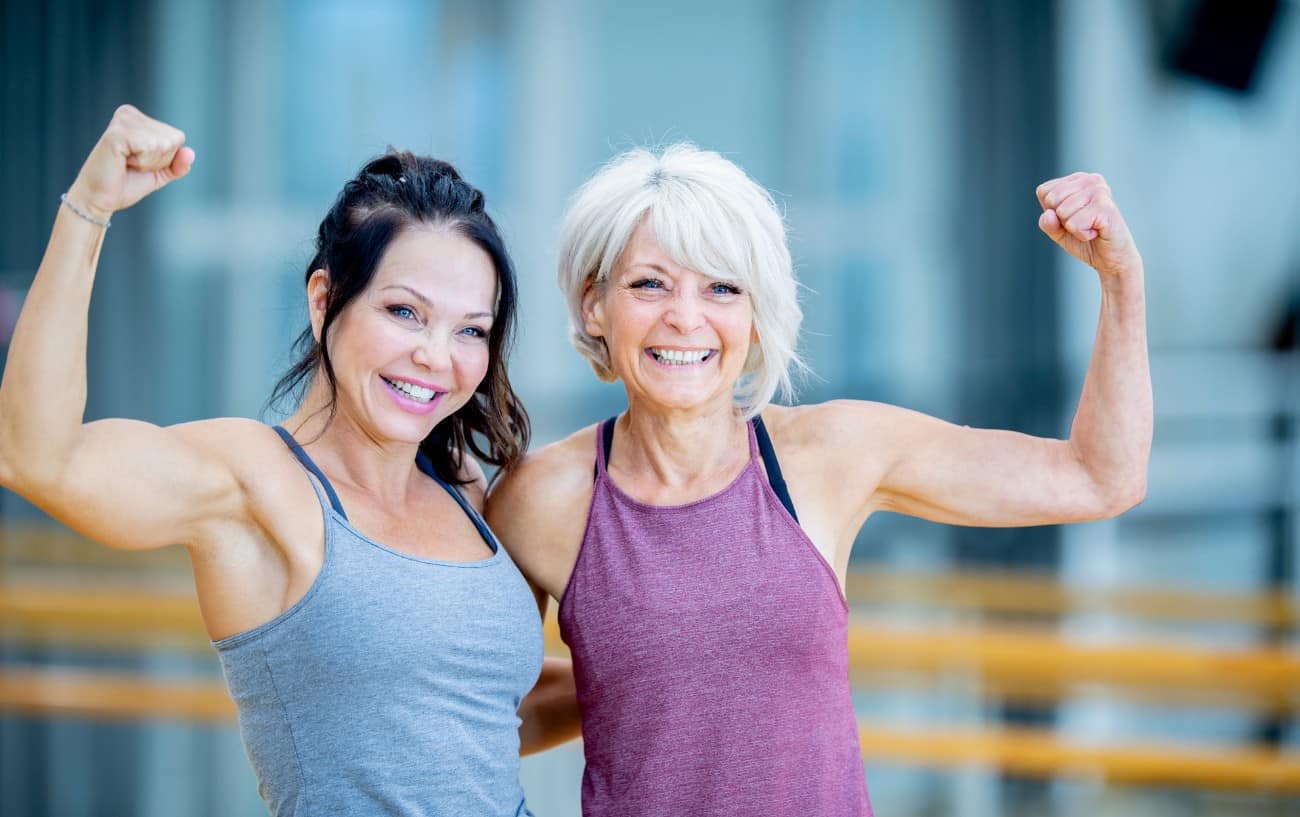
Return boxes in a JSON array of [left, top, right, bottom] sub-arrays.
[[114, 103, 137, 119]]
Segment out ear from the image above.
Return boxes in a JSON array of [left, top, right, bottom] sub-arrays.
[[581, 280, 606, 339], [306, 269, 331, 343]]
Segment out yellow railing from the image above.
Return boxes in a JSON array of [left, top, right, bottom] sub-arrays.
[[3, 527, 1298, 795]]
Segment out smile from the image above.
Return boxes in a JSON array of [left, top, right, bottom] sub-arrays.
[[380, 375, 445, 414], [646, 348, 716, 367]]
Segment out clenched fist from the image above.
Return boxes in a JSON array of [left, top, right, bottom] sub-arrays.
[[1036, 172, 1141, 280], [65, 105, 194, 223]]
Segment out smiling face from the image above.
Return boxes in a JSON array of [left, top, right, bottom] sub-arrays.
[[311, 224, 498, 445], [583, 218, 756, 416]]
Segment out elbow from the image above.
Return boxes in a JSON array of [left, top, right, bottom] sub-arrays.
[[1092, 474, 1147, 520], [0, 432, 64, 496]]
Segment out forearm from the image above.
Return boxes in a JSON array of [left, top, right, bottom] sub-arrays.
[[518, 656, 581, 755], [0, 204, 104, 487], [1067, 265, 1152, 511]]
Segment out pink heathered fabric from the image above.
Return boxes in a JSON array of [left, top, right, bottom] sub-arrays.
[[558, 420, 874, 817]]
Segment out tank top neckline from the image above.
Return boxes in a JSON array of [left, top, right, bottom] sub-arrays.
[[594, 417, 766, 513], [272, 424, 503, 568]]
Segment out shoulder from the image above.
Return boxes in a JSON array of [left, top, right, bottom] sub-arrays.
[[146, 417, 319, 555], [171, 416, 286, 455], [761, 400, 886, 445], [486, 424, 600, 592], [760, 400, 925, 469], [172, 418, 306, 485], [486, 423, 601, 553], [178, 417, 316, 506], [488, 423, 600, 521]]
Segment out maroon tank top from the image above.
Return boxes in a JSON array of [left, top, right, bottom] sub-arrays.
[[558, 417, 873, 817]]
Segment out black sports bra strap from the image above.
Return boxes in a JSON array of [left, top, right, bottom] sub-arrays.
[[273, 425, 348, 519], [752, 415, 799, 523], [594, 415, 618, 479], [602, 417, 617, 466]]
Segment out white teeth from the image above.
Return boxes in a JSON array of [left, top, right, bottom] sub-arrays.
[[384, 377, 436, 402], [651, 348, 710, 365]]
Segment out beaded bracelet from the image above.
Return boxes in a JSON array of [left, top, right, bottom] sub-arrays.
[[59, 193, 111, 229]]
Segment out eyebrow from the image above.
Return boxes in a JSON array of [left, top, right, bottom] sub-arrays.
[[382, 285, 493, 320]]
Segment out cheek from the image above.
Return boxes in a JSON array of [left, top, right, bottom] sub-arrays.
[[455, 344, 492, 385], [608, 309, 653, 348]]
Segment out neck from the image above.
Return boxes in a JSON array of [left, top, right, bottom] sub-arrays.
[[283, 379, 422, 503], [616, 397, 749, 490]]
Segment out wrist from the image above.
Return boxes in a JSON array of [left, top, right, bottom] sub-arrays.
[[1099, 258, 1144, 295], [63, 182, 114, 224], [59, 191, 113, 229]]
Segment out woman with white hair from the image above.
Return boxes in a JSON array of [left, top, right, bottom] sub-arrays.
[[487, 144, 1150, 817]]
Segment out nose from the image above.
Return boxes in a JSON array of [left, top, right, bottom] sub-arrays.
[[663, 289, 706, 334], [411, 331, 453, 373]]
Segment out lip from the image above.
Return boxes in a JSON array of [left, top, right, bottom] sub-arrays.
[[379, 373, 442, 391], [644, 348, 717, 369], [380, 376, 445, 415]]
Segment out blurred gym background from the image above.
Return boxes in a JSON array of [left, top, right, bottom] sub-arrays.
[[2, 0, 1299, 815]]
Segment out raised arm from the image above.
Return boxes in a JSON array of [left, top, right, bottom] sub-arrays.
[[0, 105, 247, 551], [823, 172, 1150, 528]]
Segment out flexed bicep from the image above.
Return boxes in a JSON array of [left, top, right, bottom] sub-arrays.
[[815, 400, 1123, 529], [14, 418, 252, 551]]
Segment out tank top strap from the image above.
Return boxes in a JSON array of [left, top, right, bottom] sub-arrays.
[[751, 415, 799, 523], [415, 451, 499, 553], [273, 425, 348, 519], [592, 415, 798, 522]]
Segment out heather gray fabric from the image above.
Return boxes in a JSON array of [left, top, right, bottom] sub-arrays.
[[214, 428, 543, 816]]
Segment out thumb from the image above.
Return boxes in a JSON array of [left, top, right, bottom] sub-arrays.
[[165, 146, 196, 181], [153, 146, 195, 189]]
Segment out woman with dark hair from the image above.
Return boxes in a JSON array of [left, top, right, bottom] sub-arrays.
[[0, 105, 578, 816]]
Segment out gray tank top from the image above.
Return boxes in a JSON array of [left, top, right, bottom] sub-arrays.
[[214, 427, 543, 816]]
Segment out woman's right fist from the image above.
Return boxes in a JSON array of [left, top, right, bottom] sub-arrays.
[[65, 105, 194, 222]]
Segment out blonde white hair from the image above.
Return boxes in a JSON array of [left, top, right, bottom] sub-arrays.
[[557, 144, 805, 417]]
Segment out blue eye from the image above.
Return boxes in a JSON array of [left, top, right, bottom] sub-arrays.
[[460, 326, 488, 339], [630, 278, 664, 290], [388, 305, 417, 321], [711, 282, 741, 296]]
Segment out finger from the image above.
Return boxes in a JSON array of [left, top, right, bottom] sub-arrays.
[[1036, 174, 1084, 209], [165, 146, 195, 180], [1038, 208, 1067, 242], [1051, 188, 1094, 226], [125, 128, 187, 173], [113, 106, 186, 171], [1036, 171, 1101, 210], [1035, 179, 1063, 210], [1062, 202, 1108, 241], [142, 146, 195, 193]]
